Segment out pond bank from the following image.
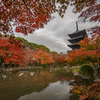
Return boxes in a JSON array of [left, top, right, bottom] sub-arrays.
[[0, 66, 44, 72], [74, 72, 100, 83], [1, 66, 100, 82], [0, 66, 68, 72], [74, 72, 89, 79]]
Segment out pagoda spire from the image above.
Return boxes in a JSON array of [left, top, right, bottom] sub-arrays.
[[76, 21, 78, 31]]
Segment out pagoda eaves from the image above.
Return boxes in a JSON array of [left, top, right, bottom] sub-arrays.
[[68, 29, 87, 39], [67, 29, 87, 51], [68, 36, 85, 44]]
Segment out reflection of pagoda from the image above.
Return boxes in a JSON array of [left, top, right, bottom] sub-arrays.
[[67, 21, 87, 51]]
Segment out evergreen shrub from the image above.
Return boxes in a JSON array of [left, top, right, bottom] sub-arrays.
[[43, 64, 48, 68], [80, 64, 94, 78], [59, 64, 64, 68]]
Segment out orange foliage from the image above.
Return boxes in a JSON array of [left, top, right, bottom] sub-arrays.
[[0, 0, 68, 35], [53, 53, 67, 63], [79, 33, 100, 51], [0, 0, 99, 35], [0, 37, 27, 66], [71, 81, 100, 100], [33, 48, 55, 65], [25, 47, 35, 65], [67, 33, 100, 65]]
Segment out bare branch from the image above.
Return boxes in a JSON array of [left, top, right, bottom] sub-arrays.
[[22, 0, 34, 17]]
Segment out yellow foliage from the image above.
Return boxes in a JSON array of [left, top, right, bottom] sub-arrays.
[[72, 90, 81, 95]]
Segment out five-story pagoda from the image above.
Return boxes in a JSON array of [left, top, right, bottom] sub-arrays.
[[67, 21, 87, 51]]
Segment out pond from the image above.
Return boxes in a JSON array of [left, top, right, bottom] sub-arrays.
[[0, 68, 89, 100]]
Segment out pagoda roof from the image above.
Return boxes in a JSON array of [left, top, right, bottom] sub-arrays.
[[68, 34, 86, 40], [68, 29, 87, 38], [67, 44, 80, 50], [68, 36, 85, 44]]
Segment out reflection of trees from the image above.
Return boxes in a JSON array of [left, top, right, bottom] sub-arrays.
[[54, 69, 74, 82], [69, 75, 90, 86], [69, 94, 79, 100], [0, 70, 53, 100], [0, 69, 77, 100], [68, 75, 91, 100]]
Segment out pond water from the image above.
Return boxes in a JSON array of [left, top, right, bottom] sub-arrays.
[[0, 69, 89, 100]]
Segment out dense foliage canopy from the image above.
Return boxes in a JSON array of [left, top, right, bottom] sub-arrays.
[[0, 0, 69, 35], [0, 35, 67, 67], [0, 36, 27, 66], [0, 0, 99, 35]]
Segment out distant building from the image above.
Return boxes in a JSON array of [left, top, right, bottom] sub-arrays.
[[67, 21, 87, 51]]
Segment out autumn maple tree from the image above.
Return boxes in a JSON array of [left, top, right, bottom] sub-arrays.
[[0, 0, 69, 35], [0, 37, 27, 66], [52, 53, 68, 67], [25, 47, 35, 65], [33, 48, 54, 65], [0, 0, 99, 35], [0, 0, 99, 36]]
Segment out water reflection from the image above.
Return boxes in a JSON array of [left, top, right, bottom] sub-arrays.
[[19, 81, 71, 100], [0, 69, 88, 100]]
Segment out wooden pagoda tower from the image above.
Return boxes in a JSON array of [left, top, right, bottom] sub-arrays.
[[67, 21, 87, 51]]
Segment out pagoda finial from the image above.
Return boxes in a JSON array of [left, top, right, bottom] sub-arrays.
[[76, 21, 78, 31]]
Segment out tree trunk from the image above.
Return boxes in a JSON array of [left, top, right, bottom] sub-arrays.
[[0, 59, 5, 68], [93, 64, 99, 79]]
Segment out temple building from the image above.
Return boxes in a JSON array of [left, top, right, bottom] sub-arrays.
[[67, 21, 87, 51]]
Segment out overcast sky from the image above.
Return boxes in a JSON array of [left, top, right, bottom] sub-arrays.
[[15, 6, 92, 54]]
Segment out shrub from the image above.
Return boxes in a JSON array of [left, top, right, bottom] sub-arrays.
[[74, 68, 80, 73], [59, 64, 64, 68], [80, 64, 94, 78], [43, 64, 48, 68]]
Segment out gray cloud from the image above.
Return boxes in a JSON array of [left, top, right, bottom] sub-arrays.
[[15, 6, 91, 53], [15, 30, 70, 53]]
